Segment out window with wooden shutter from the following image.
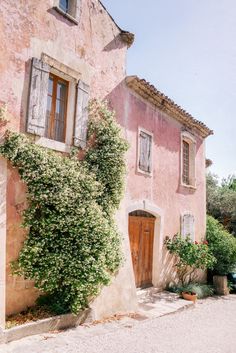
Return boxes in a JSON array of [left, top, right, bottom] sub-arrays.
[[138, 130, 152, 173], [181, 133, 196, 188], [27, 58, 50, 136], [182, 140, 190, 185], [73, 80, 89, 148], [181, 214, 195, 241]]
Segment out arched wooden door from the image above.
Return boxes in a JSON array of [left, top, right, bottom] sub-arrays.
[[128, 211, 155, 288]]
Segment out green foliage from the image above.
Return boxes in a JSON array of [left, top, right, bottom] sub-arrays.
[[168, 283, 214, 298], [207, 172, 236, 235], [206, 216, 236, 275], [0, 100, 128, 314], [85, 100, 129, 215], [165, 235, 216, 285]]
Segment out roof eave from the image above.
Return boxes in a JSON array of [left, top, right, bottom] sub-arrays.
[[99, 1, 135, 48], [126, 76, 213, 139]]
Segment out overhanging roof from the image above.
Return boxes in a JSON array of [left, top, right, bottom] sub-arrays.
[[126, 76, 213, 138], [99, 1, 134, 47]]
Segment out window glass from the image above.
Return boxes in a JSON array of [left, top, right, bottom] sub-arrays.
[[59, 0, 69, 12], [46, 75, 68, 143]]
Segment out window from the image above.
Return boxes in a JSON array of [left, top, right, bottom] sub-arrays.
[[181, 132, 196, 187], [138, 129, 152, 174], [54, 0, 79, 24], [181, 213, 195, 241], [46, 74, 68, 143], [59, 0, 69, 13], [182, 140, 190, 185], [27, 57, 89, 151]]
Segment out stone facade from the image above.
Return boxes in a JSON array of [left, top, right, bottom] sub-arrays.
[[0, 0, 211, 327]]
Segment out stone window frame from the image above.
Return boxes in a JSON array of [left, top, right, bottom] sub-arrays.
[[180, 131, 196, 189], [34, 54, 80, 153], [137, 127, 153, 176], [53, 0, 80, 25]]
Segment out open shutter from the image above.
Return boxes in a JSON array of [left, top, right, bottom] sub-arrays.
[[27, 58, 50, 136], [74, 80, 89, 148], [139, 131, 151, 172], [181, 214, 195, 241]]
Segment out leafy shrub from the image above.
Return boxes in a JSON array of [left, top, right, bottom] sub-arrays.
[[0, 100, 128, 314], [165, 234, 215, 285], [206, 216, 236, 275], [168, 283, 214, 299]]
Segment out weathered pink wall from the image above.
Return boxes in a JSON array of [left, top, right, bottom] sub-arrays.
[[108, 82, 207, 287], [0, 0, 129, 315]]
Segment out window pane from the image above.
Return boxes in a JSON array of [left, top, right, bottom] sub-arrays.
[[59, 0, 69, 12], [57, 82, 67, 101], [48, 77, 54, 96], [54, 98, 66, 142]]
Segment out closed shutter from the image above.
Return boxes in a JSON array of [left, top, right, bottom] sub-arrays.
[[139, 131, 152, 173], [74, 80, 89, 148], [181, 214, 195, 241], [27, 58, 50, 136]]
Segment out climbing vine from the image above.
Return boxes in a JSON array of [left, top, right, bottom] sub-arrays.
[[0, 100, 129, 314]]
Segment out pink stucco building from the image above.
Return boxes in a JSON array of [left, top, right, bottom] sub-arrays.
[[0, 0, 212, 328]]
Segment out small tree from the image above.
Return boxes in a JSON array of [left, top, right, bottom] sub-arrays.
[[206, 216, 236, 275], [165, 235, 215, 285]]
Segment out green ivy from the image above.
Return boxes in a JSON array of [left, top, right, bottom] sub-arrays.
[[0, 100, 129, 314]]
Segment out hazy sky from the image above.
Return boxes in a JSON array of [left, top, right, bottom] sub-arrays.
[[102, 0, 236, 179]]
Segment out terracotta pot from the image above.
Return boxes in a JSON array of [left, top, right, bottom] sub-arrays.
[[182, 291, 197, 303]]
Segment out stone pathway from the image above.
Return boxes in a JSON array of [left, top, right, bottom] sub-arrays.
[[137, 288, 194, 318]]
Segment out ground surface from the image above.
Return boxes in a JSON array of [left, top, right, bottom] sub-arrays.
[[1, 295, 236, 353]]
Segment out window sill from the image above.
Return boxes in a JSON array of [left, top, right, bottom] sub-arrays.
[[136, 167, 153, 177], [180, 183, 197, 190], [35, 137, 71, 153], [53, 6, 78, 25]]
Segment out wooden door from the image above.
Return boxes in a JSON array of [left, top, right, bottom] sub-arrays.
[[129, 215, 155, 288]]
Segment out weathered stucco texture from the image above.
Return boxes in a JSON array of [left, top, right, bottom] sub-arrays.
[[0, 0, 208, 321], [108, 82, 207, 288], [0, 0, 132, 317]]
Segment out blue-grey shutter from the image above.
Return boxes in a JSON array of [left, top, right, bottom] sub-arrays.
[[181, 214, 195, 241], [27, 58, 50, 136], [74, 80, 89, 148], [139, 131, 151, 172]]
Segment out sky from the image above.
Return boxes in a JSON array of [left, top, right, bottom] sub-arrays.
[[102, 0, 236, 180]]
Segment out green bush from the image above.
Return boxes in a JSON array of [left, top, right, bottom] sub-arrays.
[[206, 216, 236, 275], [0, 100, 129, 314], [165, 234, 215, 285]]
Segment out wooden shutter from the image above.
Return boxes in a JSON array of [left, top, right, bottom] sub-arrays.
[[181, 214, 195, 241], [74, 80, 89, 148], [139, 131, 151, 172], [27, 58, 50, 136]]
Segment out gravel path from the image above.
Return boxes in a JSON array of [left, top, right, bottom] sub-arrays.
[[1, 295, 236, 353]]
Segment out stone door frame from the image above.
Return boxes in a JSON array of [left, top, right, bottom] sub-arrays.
[[126, 200, 164, 288]]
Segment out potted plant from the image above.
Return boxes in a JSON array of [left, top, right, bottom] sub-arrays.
[[181, 290, 197, 303]]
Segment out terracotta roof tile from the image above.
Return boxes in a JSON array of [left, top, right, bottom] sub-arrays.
[[126, 76, 213, 138]]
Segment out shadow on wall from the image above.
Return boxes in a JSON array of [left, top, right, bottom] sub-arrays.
[[103, 35, 127, 52]]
